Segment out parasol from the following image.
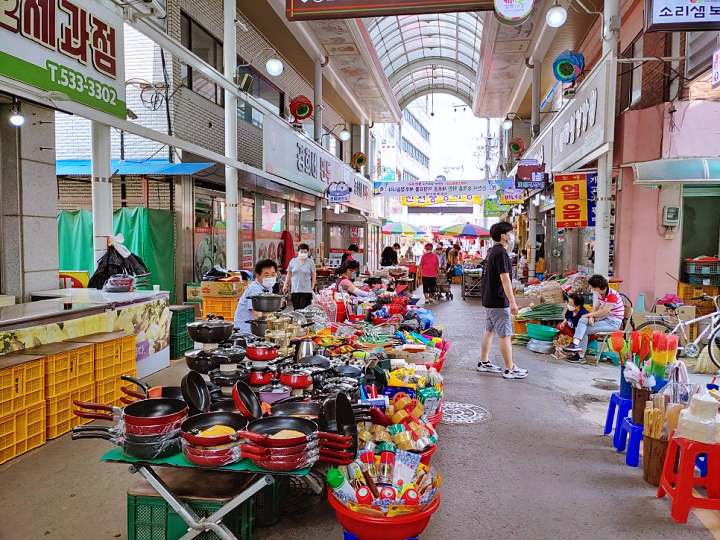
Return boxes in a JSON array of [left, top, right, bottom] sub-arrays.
[[439, 223, 491, 238], [382, 222, 424, 236]]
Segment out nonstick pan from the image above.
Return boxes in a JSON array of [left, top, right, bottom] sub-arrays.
[[180, 412, 249, 446], [210, 399, 239, 413], [73, 398, 188, 426], [271, 400, 321, 420], [181, 371, 211, 414], [72, 425, 181, 445], [243, 417, 350, 448], [120, 375, 184, 400], [231, 381, 262, 419], [71, 429, 181, 459]]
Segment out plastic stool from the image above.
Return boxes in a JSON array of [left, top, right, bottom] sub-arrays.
[[604, 392, 632, 450], [657, 437, 720, 523], [616, 417, 643, 467]]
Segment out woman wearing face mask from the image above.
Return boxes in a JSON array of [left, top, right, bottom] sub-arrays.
[[234, 259, 278, 333], [333, 260, 370, 297], [419, 243, 440, 304], [284, 243, 316, 309]]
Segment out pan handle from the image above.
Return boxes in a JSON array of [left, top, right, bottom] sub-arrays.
[[72, 400, 115, 413], [120, 387, 146, 400], [120, 375, 149, 395], [120, 397, 137, 405], [72, 425, 112, 434], [240, 431, 270, 444], [71, 431, 114, 441], [317, 431, 353, 444], [73, 411, 115, 421]]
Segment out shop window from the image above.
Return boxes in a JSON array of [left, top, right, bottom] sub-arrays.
[[256, 197, 287, 267], [237, 61, 285, 117], [681, 187, 720, 265], [238, 98, 264, 129], [240, 198, 255, 271], [618, 36, 643, 112], [685, 31, 720, 80], [193, 191, 227, 280], [180, 13, 224, 106], [300, 206, 317, 258]]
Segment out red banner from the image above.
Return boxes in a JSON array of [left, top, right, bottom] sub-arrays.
[[286, 0, 493, 20], [554, 173, 589, 228]]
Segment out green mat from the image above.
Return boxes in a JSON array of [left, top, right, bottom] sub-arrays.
[[101, 447, 310, 476]]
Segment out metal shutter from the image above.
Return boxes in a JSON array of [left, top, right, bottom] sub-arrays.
[[685, 31, 720, 80]]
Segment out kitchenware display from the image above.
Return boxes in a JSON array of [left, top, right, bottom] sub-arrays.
[[73, 398, 188, 426], [181, 371, 211, 414], [299, 355, 332, 369], [267, 316, 292, 332], [212, 347, 246, 365], [249, 294, 285, 313], [243, 416, 351, 448], [184, 349, 219, 374], [120, 375, 184, 401], [259, 381, 292, 404], [72, 427, 181, 459], [232, 381, 263, 419], [249, 317, 271, 337], [279, 368, 313, 390], [208, 368, 248, 390], [271, 400, 321, 420], [209, 398, 240, 413], [248, 369, 274, 388], [182, 441, 243, 467], [180, 412, 249, 446], [294, 339, 315, 362], [246, 343, 279, 362], [334, 364, 364, 381], [187, 319, 234, 344]]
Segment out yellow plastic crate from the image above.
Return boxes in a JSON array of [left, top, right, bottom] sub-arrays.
[[46, 392, 74, 439], [0, 401, 46, 465], [119, 335, 137, 375], [0, 355, 45, 417], [74, 344, 96, 389], [72, 383, 95, 427], [202, 296, 239, 321], [67, 332, 132, 381], [27, 342, 96, 398], [95, 372, 135, 408]]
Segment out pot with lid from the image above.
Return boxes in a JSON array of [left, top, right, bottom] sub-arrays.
[[187, 319, 234, 344], [249, 293, 285, 313]]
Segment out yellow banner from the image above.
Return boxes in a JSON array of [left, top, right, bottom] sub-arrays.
[[554, 173, 589, 228], [402, 195, 483, 207]]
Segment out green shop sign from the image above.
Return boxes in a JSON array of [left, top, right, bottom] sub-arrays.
[[0, 0, 126, 118]]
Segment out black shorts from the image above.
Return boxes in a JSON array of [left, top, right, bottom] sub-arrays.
[[291, 293, 313, 310], [422, 277, 437, 294]]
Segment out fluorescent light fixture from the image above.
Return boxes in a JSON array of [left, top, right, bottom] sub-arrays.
[[265, 57, 284, 77], [546, 2, 567, 28]]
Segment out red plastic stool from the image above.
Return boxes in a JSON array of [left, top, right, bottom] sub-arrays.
[[657, 436, 720, 523]]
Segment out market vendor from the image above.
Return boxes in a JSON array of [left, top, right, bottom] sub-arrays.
[[558, 293, 589, 338], [563, 275, 624, 361], [333, 260, 371, 297], [284, 243, 316, 310], [233, 259, 278, 333]]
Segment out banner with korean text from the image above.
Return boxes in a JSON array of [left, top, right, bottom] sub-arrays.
[[0, 0, 126, 117], [554, 173, 590, 228]]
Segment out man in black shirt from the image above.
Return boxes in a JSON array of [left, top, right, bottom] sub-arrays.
[[477, 222, 528, 379]]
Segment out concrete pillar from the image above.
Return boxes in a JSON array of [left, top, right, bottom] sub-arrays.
[[224, 0, 239, 270], [314, 59, 323, 143], [91, 121, 113, 268], [594, 0, 619, 276], [314, 199, 324, 261], [0, 102, 59, 299]]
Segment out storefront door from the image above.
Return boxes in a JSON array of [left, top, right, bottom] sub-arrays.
[[193, 189, 226, 280], [681, 186, 720, 265]]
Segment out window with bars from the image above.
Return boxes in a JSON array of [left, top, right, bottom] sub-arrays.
[[401, 137, 429, 168], [403, 109, 429, 141], [402, 170, 420, 182], [685, 31, 720, 80]]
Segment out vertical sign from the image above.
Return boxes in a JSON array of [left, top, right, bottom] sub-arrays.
[[586, 171, 598, 227], [713, 48, 720, 89], [554, 173, 589, 228]]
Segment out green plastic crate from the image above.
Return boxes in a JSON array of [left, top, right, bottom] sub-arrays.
[[170, 306, 195, 336], [170, 333, 193, 359], [127, 493, 254, 540]]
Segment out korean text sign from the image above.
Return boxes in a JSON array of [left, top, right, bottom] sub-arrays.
[[554, 173, 589, 228], [0, 0, 126, 117]]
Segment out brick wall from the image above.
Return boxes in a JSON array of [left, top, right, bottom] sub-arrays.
[[637, 32, 670, 109]]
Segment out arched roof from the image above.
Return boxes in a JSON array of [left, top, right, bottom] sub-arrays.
[[367, 12, 483, 110]]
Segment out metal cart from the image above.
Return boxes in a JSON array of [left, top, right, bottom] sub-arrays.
[[461, 268, 484, 300]]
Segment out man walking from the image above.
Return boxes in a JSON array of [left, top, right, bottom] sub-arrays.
[[477, 222, 528, 380]]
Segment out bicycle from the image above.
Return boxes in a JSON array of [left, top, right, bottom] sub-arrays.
[[635, 295, 720, 368]]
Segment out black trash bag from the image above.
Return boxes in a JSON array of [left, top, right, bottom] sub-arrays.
[[88, 245, 150, 289]]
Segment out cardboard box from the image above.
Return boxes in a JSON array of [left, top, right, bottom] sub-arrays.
[[633, 305, 696, 327], [186, 283, 202, 302], [200, 280, 246, 297], [516, 294, 542, 309]]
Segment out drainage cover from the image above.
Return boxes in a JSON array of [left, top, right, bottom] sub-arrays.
[[442, 401, 490, 424], [592, 377, 619, 391]]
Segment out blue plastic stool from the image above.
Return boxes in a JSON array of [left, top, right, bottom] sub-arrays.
[[603, 392, 632, 450], [616, 417, 643, 467], [344, 534, 418, 540], [697, 454, 708, 477]]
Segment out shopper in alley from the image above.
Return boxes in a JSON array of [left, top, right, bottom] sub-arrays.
[[284, 243, 316, 310], [563, 274, 624, 362], [419, 242, 440, 304], [340, 244, 359, 264], [477, 222, 528, 380], [234, 259, 279, 333]]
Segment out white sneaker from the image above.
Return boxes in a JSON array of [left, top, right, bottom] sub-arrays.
[[503, 367, 528, 379], [476, 362, 502, 373], [512, 364, 528, 374]]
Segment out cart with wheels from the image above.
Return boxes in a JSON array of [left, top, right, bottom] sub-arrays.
[[461, 269, 483, 300]]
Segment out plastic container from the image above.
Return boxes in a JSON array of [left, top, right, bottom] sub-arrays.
[[202, 296, 240, 321], [0, 357, 44, 417], [526, 324, 559, 342], [46, 383, 96, 438], [0, 401, 46, 465], [170, 333, 194, 359], [328, 492, 440, 540], [417, 444, 437, 466], [170, 305, 196, 336]]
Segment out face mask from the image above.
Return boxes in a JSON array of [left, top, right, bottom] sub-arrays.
[[425, 250, 431, 254], [261, 277, 276, 289], [505, 233, 516, 252], [567, 304, 575, 311], [298, 252, 308, 260], [350, 272, 357, 279]]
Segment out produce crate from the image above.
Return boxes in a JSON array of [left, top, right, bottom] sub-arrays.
[[127, 469, 256, 540], [684, 258, 720, 275], [30, 342, 95, 398], [119, 335, 137, 375], [69, 332, 134, 381], [170, 333, 193, 359], [95, 372, 135, 407], [0, 354, 45, 417], [170, 305, 195, 336], [202, 296, 240, 321], [684, 273, 720, 286], [46, 383, 96, 439], [0, 401, 46, 465], [72, 383, 95, 427]]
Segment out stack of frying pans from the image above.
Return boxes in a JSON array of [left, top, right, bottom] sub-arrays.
[[72, 398, 188, 459]]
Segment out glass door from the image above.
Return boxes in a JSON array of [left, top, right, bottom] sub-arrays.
[[193, 190, 226, 280]]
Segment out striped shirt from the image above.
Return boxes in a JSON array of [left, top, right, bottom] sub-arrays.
[[596, 290, 624, 324]]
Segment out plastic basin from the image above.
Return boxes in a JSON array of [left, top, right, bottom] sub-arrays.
[[526, 323, 559, 342], [328, 492, 440, 540]]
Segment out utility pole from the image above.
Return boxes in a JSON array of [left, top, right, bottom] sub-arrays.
[[224, 0, 239, 270]]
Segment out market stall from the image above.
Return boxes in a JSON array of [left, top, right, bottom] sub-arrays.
[[57, 280, 447, 539]]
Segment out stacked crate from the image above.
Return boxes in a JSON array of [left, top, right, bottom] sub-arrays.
[[30, 342, 96, 439], [169, 305, 195, 359], [200, 280, 246, 321], [68, 332, 137, 407], [0, 352, 46, 464]]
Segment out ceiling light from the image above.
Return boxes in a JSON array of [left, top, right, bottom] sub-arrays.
[[339, 129, 351, 142], [546, 2, 568, 28], [9, 100, 24, 127], [501, 117, 513, 131], [265, 57, 284, 77]]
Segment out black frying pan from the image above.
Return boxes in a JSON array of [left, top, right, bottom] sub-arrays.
[[231, 381, 262, 419], [73, 398, 187, 426], [271, 401, 321, 420], [181, 371, 211, 414], [71, 428, 180, 459], [244, 416, 350, 448], [180, 411, 249, 446], [210, 399, 239, 413], [72, 425, 180, 445]]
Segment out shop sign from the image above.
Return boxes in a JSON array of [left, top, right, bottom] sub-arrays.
[[500, 189, 525, 205], [378, 166, 397, 182], [645, 0, 720, 31], [484, 197, 511, 217], [286, 0, 493, 21], [586, 171, 598, 227], [554, 173, 589, 228], [377, 178, 489, 198], [349, 175, 372, 213], [713, 48, 720, 89], [327, 181, 352, 203], [0, 0, 126, 118], [494, 0, 534, 22]]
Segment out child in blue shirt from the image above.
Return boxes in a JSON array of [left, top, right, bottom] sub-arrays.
[[559, 293, 589, 336]]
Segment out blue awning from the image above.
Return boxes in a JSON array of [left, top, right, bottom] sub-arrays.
[[56, 159, 214, 176], [633, 158, 720, 184]]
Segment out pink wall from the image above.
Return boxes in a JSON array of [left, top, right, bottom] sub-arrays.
[[662, 101, 720, 158], [615, 169, 682, 305], [615, 105, 664, 165]]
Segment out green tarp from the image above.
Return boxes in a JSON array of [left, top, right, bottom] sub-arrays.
[[57, 208, 176, 302]]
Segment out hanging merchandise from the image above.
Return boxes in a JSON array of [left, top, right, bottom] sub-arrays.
[[289, 95, 314, 120], [553, 50, 585, 83], [494, 0, 534, 25], [352, 152, 368, 171], [509, 137, 527, 158]]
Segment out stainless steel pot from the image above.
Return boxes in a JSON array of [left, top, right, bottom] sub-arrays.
[[249, 318, 270, 337], [294, 339, 314, 362], [249, 294, 285, 313]]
